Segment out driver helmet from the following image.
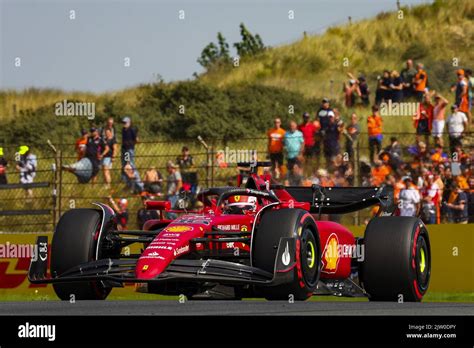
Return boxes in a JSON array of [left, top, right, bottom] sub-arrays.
[[225, 195, 257, 214]]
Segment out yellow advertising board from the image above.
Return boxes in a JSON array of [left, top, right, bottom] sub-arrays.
[[0, 224, 472, 299]]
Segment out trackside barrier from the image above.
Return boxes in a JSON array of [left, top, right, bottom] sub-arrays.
[[0, 224, 472, 297]]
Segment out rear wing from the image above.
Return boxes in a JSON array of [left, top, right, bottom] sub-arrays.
[[274, 185, 395, 215]]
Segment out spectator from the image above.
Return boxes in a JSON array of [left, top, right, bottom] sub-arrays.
[[323, 113, 343, 167], [16, 145, 37, 201], [432, 93, 449, 146], [413, 63, 428, 101], [401, 59, 417, 99], [390, 70, 404, 103], [413, 93, 433, 145], [86, 127, 106, 183], [446, 104, 468, 153], [102, 128, 117, 189], [358, 75, 370, 105], [445, 182, 468, 224], [108, 197, 129, 230], [343, 73, 359, 107], [316, 98, 335, 133], [283, 120, 304, 171], [371, 160, 390, 186], [267, 118, 286, 179], [75, 129, 88, 160], [143, 166, 163, 194], [367, 105, 383, 164], [166, 161, 183, 218], [121, 116, 138, 182], [298, 112, 319, 162], [284, 163, 304, 186], [0, 147, 7, 185], [344, 113, 360, 161], [101, 117, 116, 141], [421, 173, 440, 224], [375, 70, 391, 104], [123, 161, 144, 194], [465, 69, 473, 117], [452, 69, 470, 121], [384, 136, 403, 169], [176, 146, 198, 195], [399, 176, 421, 217], [430, 144, 448, 165]]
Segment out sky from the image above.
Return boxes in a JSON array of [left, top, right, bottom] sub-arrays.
[[0, 0, 432, 92]]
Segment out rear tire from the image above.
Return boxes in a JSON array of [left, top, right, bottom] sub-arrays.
[[252, 209, 321, 301], [361, 216, 431, 302], [51, 209, 112, 300]]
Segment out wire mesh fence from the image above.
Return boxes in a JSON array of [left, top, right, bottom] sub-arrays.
[[0, 131, 472, 232]]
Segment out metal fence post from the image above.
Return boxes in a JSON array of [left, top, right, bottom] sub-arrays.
[[354, 139, 360, 225]]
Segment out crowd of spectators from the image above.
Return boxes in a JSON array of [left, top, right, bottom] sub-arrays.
[[265, 61, 473, 224]]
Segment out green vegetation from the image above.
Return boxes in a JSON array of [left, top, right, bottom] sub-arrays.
[[2, 0, 473, 145]]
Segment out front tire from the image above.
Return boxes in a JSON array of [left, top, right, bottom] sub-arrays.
[[252, 209, 321, 301], [361, 216, 431, 302], [51, 209, 112, 300]]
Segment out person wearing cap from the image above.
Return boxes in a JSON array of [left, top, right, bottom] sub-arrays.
[[16, 145, 37, 201], [121, 116, 139, 182], [298, 112, 320, 162], [452, 69, 469, 117], [413, 63, 428, 101], [367, 105, 383, 164], [399, 176, 421, 217], [446, 104, 468, 153], [0, 147, 7, 185], [323, 110, 343, 166], [166, 161, 182, 219]]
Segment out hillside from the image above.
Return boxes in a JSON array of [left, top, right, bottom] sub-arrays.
[[201, 0, 474, 100]]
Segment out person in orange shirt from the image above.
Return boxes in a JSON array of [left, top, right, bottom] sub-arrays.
[[367, 105, 383, 164], [371, 160, 390, 186], [414, 63, 428, 101], [267, 118, 286, 179], [75, 129, 88, 160]]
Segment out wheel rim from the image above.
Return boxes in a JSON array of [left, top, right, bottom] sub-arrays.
[[300, 227, 319, 287], [415, 234, 430, 291]]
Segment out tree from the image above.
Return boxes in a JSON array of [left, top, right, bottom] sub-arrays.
[[197, 32, 232, 69], [234, 23, 265, 57]]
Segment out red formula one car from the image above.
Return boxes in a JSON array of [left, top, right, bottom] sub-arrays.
[[29, 162, 431, 301]]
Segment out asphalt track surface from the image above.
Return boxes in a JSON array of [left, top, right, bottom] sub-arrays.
[[1, 301, 473, 315]]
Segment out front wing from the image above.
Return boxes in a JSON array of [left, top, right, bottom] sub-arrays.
[[28, 236, 297, 287]]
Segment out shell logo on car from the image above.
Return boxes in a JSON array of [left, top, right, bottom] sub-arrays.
[[322, 233, 340, 274], [165, 225, 193, 233]]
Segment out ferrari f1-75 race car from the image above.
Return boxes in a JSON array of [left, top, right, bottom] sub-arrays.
[[29, 162, 431, 301]]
